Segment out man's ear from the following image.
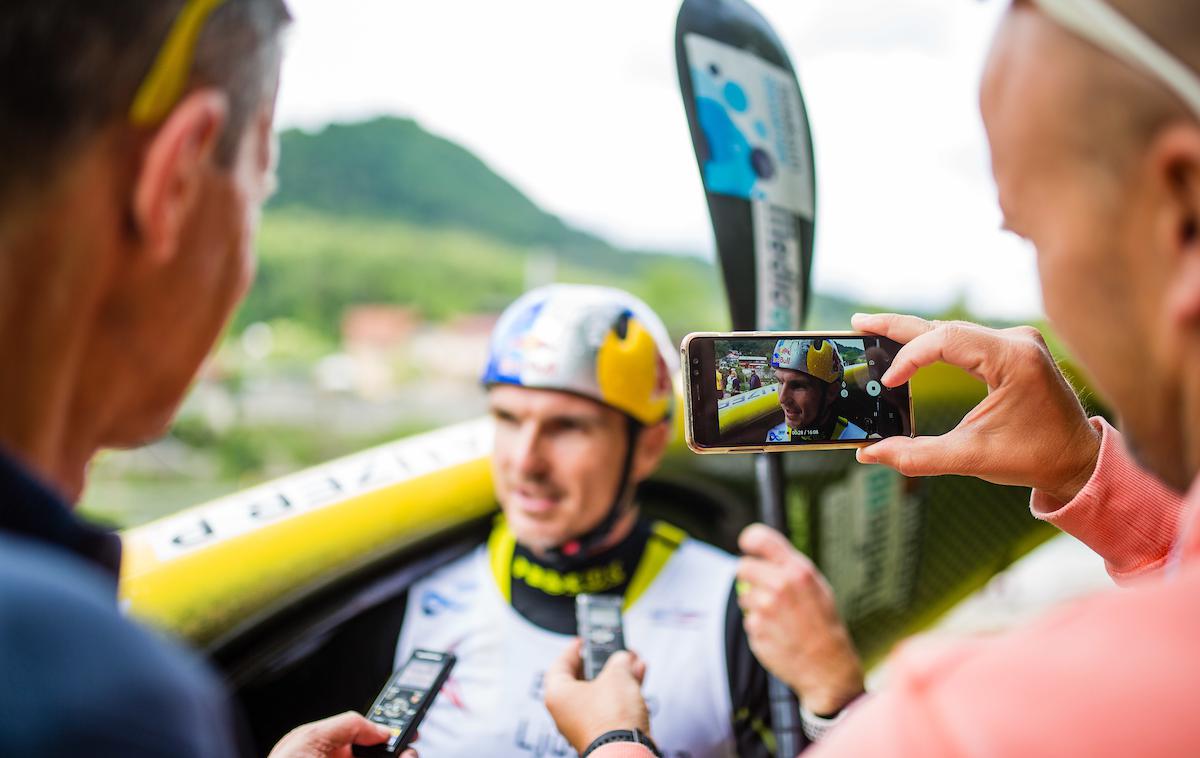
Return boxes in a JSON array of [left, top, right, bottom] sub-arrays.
[[824, 381, 839, 411], [630, 420, 671, 483], [132, 89, 229, 265], [1156, 124, 1200, 330], [1166, 231, 1200, 328]]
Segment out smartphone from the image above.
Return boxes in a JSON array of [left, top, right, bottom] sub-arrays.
[[575, 594, 625, 680], [682, 331, 914, 453], [352, 649, 456, 757]]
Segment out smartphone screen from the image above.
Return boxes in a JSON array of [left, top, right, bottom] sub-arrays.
[[683, 332, 914, 452]]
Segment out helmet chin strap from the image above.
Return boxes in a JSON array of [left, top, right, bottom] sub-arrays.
[[546, 416, 643, 563]]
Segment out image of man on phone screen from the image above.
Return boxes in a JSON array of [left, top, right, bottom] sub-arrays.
[[766, 339, 867, 443]]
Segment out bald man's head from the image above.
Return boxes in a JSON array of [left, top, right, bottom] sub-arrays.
[[1004, 0, 1199, 179], [983, 0, 1200, 491], [1108, 0, 1200, 71]]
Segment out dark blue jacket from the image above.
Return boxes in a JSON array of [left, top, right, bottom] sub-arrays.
[[0, 451, 241, 757]]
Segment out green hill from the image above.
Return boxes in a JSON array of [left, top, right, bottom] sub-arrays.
[[270, 116, 608, 252], [249, 117, 926, 344], [243, 209, 888, 344], [242, 209, 729, 342]]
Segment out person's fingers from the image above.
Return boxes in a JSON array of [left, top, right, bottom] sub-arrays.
[[742, 608, 761, 637], [599, 650, 638, 679], [601, 649, 647, 684], [545, 638, 585, 687], [882, 323, 998, 386], [738, 586, 782, 619], [400, 750, 419, 758], [269, 713, 394, 758], [331, 711, 391, 745], [856, 432, 977, 478], [742, 608, 775, 644], [851, 312, 934, 344], [564, 636, 583, 665], [737, 523, 796, 564], [301, 711, 391, 749], [735, 555, 787, 591]]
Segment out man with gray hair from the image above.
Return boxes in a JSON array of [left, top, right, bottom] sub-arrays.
[[546, 1, 1200, 754], [0, 2, 400, 755]]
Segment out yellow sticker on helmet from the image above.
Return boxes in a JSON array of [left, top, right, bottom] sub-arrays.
[[596, 317, 671, 425], [807, 340, 839, 383]]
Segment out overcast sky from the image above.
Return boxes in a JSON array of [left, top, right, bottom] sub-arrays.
[[274, 0, 1043, 320]]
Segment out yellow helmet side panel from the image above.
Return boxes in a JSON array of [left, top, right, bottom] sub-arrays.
[[806, 340, 840, 383], [596, 317, 671, 425]]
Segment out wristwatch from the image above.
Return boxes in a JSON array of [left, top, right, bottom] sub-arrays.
[[581, 729, 663, 758], [800, 693, 866, 742]]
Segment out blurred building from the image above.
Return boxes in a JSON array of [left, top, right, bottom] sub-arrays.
[[334, 306, 497, 407], [406, 313, 498, 383], [340, 305, 421, 398]]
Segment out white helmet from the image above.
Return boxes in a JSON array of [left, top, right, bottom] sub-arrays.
[[481, 284, 677, 425], [770, 338, 843, 384]]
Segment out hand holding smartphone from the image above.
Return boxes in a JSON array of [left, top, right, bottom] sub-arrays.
[[682, 332, 914, 453]]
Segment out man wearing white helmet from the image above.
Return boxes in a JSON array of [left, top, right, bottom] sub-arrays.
[[381, 285, 792, 757], [765, 339, 867, 443]]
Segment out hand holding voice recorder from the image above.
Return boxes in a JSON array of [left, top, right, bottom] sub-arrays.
[[576, 593, 625, 680], [682, 332, 914, 453], [353, 649, 456, 757]]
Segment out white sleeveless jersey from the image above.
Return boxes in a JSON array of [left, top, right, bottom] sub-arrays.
[[395, 533, 738, 758]]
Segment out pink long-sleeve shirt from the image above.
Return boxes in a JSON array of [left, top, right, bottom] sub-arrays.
[[595, 418, 1200, 757]]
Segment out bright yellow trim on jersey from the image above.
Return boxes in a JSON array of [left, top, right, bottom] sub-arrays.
[[832, 417, 849, 439], [488, 516, 517, 603], [486, 518, 685, 610], [623, 521, 686, 609], [734, 707, 778, 754]]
